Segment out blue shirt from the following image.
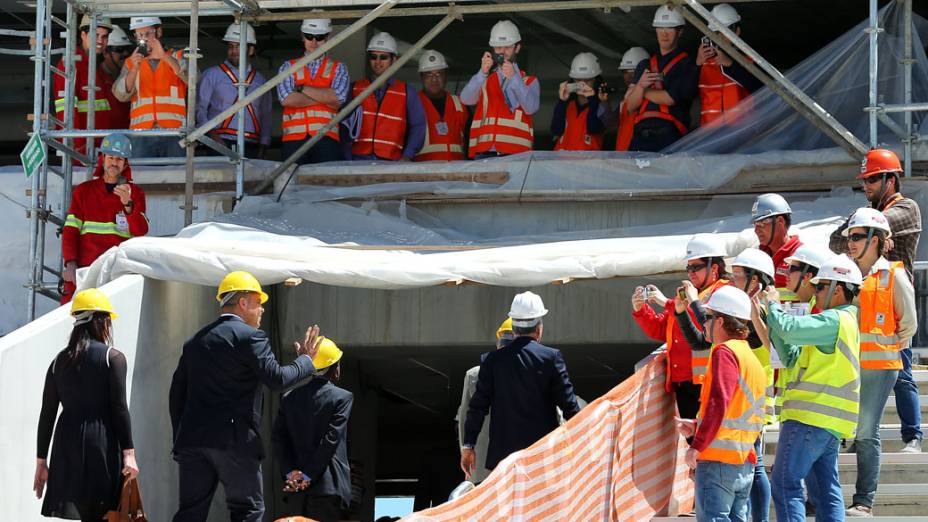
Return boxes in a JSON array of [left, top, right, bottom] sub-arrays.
[[196, 61, 273, 146]]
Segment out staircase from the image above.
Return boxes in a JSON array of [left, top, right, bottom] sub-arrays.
[[654, 369, 928, 521]]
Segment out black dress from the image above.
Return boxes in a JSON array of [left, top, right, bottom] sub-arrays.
[[37, 341, 134, 521]]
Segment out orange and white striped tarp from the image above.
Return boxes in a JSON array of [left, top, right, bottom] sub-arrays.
[[405, 353, 694, 521]]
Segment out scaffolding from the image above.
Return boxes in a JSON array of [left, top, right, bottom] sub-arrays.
[[14, 0, 924, 319]]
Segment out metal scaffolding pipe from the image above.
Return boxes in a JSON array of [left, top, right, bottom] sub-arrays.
[[86, 13, 99, 164], [867, 0, 878, 148], [675, 0, 868, 158], [236, 16, 247, 201], [879, 103, 928, 113], [44, 128, 185, 138], [61, 3, 77, 228], [27, 0, 47, 321], [903, 0, 913, 177], [184, 0, 398, 148], [184, 0, 200, 226], [259, 12, 460, 198]]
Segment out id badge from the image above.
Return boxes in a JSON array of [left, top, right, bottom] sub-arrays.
[[116, 212, 129, 233], [435, 121, 449, 136]]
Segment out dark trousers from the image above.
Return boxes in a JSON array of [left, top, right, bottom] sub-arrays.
[[200, 138, 263, 159], [280, 136, 342, 165], [301, 494, 343, 522], [628, 120, 683, 152], [172, 447, 264, 522], [673, 380, 702, 420]]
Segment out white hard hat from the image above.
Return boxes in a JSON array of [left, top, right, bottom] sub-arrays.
[[684, 233, 728, 261], [784, 244, 834, 269], [569, 52, 602, 80], [508, 291, 548, 327], [732, 248, 775, 280], [107, 25, 132, 47], [841, 207, 892, 238], [367, 32, 397, 54], [80, 14, 113, 30], [489, 20, 521, 47], [619, 47, 649, 71], [223, 22, 256, 45], [652, 5, 685, 28], [301, 16, 333, 36], [418, 49, 448, 72], [129, 17, 162, 31], [811, 254, 863, 287], [751, 193, 792, 223], [708, 3, 741, 32], [704, 285, 752, 321]]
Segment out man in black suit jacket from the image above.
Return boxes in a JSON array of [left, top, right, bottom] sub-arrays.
[[273, 338, 353, 522], [461, 291, 581, 477], [169, 271, 322, 522]]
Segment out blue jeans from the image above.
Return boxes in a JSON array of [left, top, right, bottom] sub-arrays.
[[853, 368, 899, 507], [747, 434, 771, 521], [771, 420, 844, 522], [695, 459, 754, 522], [895, 347, 923, 443]]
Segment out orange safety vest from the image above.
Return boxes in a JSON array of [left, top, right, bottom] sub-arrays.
[[282, 57, 341, 143], [668, 278, 729, 385], [415, 91, 467, 162], [468, 71, 536, 157], [859, 260, 904, 370], [554, 100, 603, 151], [615, 99, 635, 151], [634, 53, 689, 136], [215, 63, 260, 141], [696, 339, 766, 465], [127, 49, 187, 129], [698, 60, 751, 126], [352, 79, 407, 160]]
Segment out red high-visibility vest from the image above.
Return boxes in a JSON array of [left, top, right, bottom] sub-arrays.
[[214, 63, 260, 141], [281, 56, 341, 142], [352, 79, 407, 160], [415, 91, 467, 162], [634, 53, 689, 136], [468, 71, 535, 157], [699, 60, 751, 126], [615, 99, 635, 151], [126, 49, 187, 129], [554, 100, 603, 151]]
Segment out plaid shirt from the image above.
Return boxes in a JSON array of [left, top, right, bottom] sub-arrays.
[[829, 192, 921, 280]]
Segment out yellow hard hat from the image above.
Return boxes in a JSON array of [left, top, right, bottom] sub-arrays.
[[313, 337, 343, 370], [70, 288, 118, 319], [216, 271, 269, 304], [496, 317, 513, 339]]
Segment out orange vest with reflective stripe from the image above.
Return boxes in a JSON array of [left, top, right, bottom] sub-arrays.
[[699, 60, 751, 126], [282, 57, 340, 142], [352, 79, 407, 160], [635, 53, 689, 136], [554, 100, 603, 151], [415, 91, 467, 162], [468, 71, 535, 157], [615, 99, 635, 151], [668, 278, 729, 385], [127, 49, 187, 129], [215, 64, 260, 141], [859, 260, 904, 370], [696, 339, 766, 464]]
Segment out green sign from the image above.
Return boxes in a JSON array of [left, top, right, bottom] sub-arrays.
[[20, 133, 46, 178]]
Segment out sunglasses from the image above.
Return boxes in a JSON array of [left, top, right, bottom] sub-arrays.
[[847, 232, 870, 243], [861, 174, 884, 185], [303, 33, 328, 41], [814, 282, 831, 292], [788, 263, 806, 273], [703, 313, 717, 321], [685, 262, 708, 273], [368, 52, 392, 61]]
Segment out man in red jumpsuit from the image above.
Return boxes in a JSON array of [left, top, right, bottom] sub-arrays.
[[61, 133, 148, 303]]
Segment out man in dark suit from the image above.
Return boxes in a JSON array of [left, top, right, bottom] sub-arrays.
[[273, 337, 353, 522], [461, 291, 581, 478], [169, 271, 322, 522]]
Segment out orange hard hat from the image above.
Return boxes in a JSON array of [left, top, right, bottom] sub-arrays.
[[858, 149, 902, 179]]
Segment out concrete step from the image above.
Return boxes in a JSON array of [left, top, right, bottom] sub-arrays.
[[763, 424, 927, 454], [841, 483, 928, 516], [911, 370, 928, 395], [881, 394, 927, 425], [763, 453, 928, 484]]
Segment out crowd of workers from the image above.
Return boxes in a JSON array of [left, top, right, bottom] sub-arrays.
[[56, 3, 760, 165]]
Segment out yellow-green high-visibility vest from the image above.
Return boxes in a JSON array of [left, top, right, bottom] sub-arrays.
[[751, 344, 776, 424]]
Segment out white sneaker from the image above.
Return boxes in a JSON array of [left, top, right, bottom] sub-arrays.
[[900, 439, 923, 454], [845, 504, 873, 517]]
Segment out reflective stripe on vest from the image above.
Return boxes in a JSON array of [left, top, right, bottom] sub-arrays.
[[415, 92, 467, 162], [696, 339, 767, 464], [56, 97, 111, 113], [214, 63, 261, 141], [282, 57, 340, 142], [128, 49, 187, 129], [635, 53, 689, 136], [698, 61, 751, 126], [468, 71, 535, 157], [780, 309, 861, 438], [65, 214, 131, 239], [352, 79, 407, 160], [858, 261, 904, 370], [554, 100, 603, 151], [752, 344, 777, 424]]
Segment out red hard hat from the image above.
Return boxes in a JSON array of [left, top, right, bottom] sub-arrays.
[[858, 149, 902, 178]]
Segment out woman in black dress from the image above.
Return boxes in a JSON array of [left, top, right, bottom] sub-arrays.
[[33, 288, 139, 521]]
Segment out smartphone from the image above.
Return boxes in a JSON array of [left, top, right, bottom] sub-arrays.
[[652, 72, 664, 82], [701, 36, 716, 48], [677, 288, 686, 300], [493, 53, 506, 66], [565, 82, 584, 94], [137, 40, 150, 57], [117, 175, 127, 185]]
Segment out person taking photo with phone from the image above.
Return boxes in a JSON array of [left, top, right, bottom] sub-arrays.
[[550, 52, 608, 151]]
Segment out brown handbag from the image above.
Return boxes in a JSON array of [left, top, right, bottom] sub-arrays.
[[106, 477, 148, 522]]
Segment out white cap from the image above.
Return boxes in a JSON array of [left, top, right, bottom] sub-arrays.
[[107, 25, 132, 47], [367, 32, 397, 54], [652, 5, 685, 28], [569, 52, 602, 80], [811, 254, 863, 287], [508, 291, 548, 327], [684, 233, 727, 261], [489, 20, 521, 47], [129, 17, 162, 31], [301, 16, 332, 36], [223, 22, 256, 45], [619, 47, 649, 71], [80, 14, 113, 30], [708, 3, 741, 32], [418, 49, 448, 72], [842, 207, 892, 238], [784, 244, 834, 269], [732, 248, 775, 280], [704, 286, 752, 321]]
